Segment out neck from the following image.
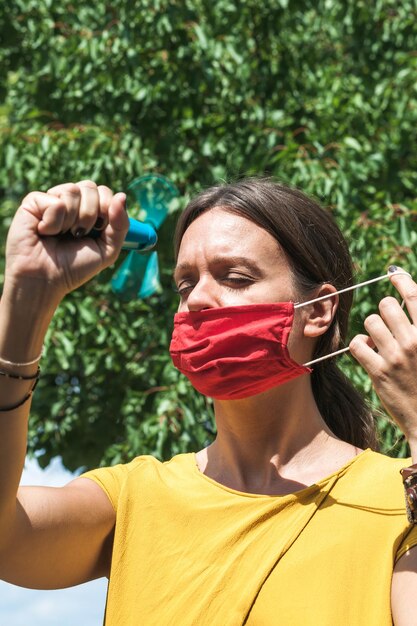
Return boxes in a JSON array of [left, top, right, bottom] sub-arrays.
[[198, 376, 357, 495]]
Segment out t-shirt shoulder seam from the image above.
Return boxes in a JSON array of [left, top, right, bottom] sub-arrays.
[[82, 474, 118, 512], [395, 524, 417, 563]]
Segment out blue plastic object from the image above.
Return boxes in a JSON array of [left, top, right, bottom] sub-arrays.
[[129, 174, 178, 229], [122, 218, 157, 251], [111, 174, 179, 299]]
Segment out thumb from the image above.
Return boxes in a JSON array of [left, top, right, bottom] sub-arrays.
[[97, 192, 129, 265]]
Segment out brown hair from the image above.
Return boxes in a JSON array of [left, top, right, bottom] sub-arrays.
[[174, 178, 378, 450]]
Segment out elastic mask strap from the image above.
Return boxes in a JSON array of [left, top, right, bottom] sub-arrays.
[[294, 269, 411, 368]]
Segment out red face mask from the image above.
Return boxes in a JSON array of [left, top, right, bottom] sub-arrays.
[[169, 303, 311, 400]]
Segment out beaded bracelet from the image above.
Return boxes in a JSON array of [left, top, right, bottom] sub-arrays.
[[0, 367, 41, 412], [0, 367, 40, 382]]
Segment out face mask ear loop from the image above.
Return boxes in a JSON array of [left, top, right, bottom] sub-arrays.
[[295, 269, 411, 368], [303, 347, 351, 367]]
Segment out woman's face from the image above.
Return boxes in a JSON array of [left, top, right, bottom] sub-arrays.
[[174, 207, 299, 313]]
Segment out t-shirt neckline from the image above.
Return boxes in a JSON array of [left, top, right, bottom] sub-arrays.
[[187, 448, 373, 499]]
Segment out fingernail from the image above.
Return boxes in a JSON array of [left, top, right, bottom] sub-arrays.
[[94, 216, 105, 230], [74, 227, 86, 239], [388, 265, 398, 274]]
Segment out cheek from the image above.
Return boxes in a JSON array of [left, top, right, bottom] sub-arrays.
[[219, 290, 274, 307], [222, 285, 294, 307], [290, 309, 304, 341], [220, 292, 256, 306], [242, 279, 298, 306], [286, 310, 307, 359]]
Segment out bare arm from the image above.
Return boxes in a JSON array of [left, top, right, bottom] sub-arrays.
[[392, 547, 417, 626], [0, 181, 128, 588], [0, 479, 115, 589], [349, 271, 417, 624]]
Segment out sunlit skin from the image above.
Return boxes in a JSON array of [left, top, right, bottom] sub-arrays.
[[174, 207, 359, 495]]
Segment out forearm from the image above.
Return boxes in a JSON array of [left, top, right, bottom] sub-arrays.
[[0, 279, 58, 537]]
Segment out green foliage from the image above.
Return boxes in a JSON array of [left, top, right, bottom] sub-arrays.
[[1, 0, 417, 468]]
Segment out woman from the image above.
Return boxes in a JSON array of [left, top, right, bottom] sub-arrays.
[[0, 178, 416, 625]]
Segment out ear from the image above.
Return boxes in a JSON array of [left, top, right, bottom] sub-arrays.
[[302, 284, 339, 338]]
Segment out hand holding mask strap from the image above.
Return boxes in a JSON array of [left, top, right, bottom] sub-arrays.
[[298, 267, 411, 367]]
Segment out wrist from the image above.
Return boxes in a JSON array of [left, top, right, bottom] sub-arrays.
[[408, 440, 417, 464], [2, 275, 61, 322], [0, 278, 59, 367], [2, 273, 63, 311]]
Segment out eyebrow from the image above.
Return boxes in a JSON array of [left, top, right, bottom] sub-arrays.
[[173, 256, 263, 280]]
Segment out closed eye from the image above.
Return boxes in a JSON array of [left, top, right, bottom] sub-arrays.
[[221, 275, 254, 289], [174, 275, 254, 298], [175, 284, 195, 297]]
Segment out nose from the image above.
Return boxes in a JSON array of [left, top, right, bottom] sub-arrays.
[[185, 276, 220, 312]]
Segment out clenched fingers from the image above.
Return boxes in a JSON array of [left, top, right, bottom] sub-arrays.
[[75, 180, 100, 236], [47, 183, 81, 233], [47, 180, 103, 237]]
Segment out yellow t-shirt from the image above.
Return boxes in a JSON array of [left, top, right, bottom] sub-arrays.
[[83, 450, 417, 626]]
